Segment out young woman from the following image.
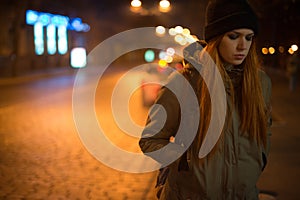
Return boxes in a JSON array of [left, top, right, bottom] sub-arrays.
[[139, 0, 272, 199]]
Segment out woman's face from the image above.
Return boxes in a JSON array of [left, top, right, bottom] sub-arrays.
[[218, 28, 254, 65]]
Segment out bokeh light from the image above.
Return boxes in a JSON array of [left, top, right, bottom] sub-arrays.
[[144, 49, 155, 62], [155, 26, 166, 36], [131, 0, 142, 8], [291, 44, 298, 52], [278, 46, 285, 53], [269, 47, 275, 54], [262, 47, 268, 55]]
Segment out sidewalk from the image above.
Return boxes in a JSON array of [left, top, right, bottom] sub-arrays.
[[257, 66, 300, 200]]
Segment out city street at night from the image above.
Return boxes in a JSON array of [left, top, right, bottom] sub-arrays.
[[0, 65, 300, 200], [1, 0, 300, 199]]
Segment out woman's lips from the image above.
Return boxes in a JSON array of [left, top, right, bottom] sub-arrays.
[[234, 54, 245, 60]]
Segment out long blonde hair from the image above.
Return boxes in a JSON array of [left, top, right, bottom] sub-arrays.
[[193, 35, 267, 154]]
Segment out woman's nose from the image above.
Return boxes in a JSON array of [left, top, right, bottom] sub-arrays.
[[237, 38, 247, 50]]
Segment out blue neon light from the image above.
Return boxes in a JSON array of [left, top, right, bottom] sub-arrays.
[[39, 13, 51, 26], [26, 10, 39, 25], [51, 15, 69, 27], [26, 10, 89, 32], [26, 10, 89, 55], [47, 24, 56, 55], [70, 18, 82, 31], [34, 22, 44, 55], [58, 26, 68, 55]]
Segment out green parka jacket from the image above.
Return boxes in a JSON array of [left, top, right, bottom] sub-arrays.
[[139, 42, 272, 200]]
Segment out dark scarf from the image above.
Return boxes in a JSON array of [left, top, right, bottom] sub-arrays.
[[224, 64, 244, 92]]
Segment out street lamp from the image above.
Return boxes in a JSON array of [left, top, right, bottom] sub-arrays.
[[130, 0, 171, 15], [159, 0, 171, 13], [130, 0, 142, 13], [131, 0, 142, 8]]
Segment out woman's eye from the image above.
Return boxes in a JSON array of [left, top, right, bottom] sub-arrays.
[[246, 35, 254, 41], [228, 34, 238, 40]]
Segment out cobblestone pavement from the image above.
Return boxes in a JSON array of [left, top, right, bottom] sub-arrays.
[[0, 68, 157, 200]]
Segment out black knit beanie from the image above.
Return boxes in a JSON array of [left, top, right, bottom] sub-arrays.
[[204, 0, 258, 42]]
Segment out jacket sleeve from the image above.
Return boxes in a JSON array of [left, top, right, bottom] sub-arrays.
[[139, 72, 187, 163]]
